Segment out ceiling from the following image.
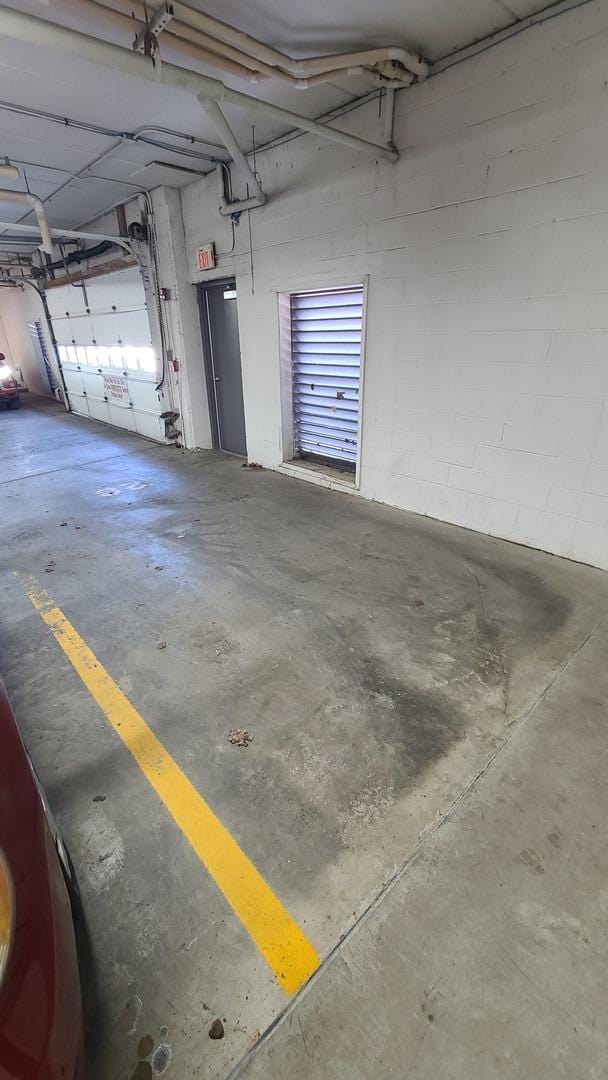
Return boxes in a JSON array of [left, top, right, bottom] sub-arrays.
[[0, 0, 559, 251]]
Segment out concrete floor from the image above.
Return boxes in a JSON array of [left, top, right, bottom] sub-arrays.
[[1, 396, 607, 1080]]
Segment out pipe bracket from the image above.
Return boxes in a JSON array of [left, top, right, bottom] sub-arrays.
[[133, 2, 174, 54]]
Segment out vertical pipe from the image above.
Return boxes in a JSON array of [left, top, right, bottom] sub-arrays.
[[383, 87, 396, 146], [200, 98, 264, 198]]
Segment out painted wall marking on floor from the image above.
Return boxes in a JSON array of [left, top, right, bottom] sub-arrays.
[[17, 572, 319, 995]]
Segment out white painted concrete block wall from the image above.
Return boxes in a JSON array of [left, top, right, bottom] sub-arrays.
[[0, 285, 54, 397], [180, 0, 608, 570]]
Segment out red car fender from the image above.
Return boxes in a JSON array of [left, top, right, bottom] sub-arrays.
[[0, 681, 84, 1079]]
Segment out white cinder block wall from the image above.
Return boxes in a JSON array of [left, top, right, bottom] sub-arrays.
[[179, 0, 608, 571]]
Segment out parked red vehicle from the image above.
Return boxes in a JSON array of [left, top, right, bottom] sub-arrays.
[[0, 678, 84, 1079], [0, 356, 21, 410]]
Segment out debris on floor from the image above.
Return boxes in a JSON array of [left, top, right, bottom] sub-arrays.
[[228, 728, 254, 747], [209, 1019, 224, 1040], [241, 461, 263, 469], [45, 560, 55, 572], [157, 641, 167, 650]]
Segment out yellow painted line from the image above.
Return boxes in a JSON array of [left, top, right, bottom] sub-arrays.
[[17, 572, 318, 994]]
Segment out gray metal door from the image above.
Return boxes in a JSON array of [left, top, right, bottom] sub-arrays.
[[291, 285, 363, 467], [201, 280, 247, 456]]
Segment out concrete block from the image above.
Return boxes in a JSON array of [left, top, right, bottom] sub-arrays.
[[571, 520, 608, 570], [501, 421, 596, 460], [516, 506, 577, 557], [448, 465, 494, 496], [546, 487, 582, 518], [478, 391, 537, 423], [572, 365, 608, 399], [585, 464, 608, 497], [493, 474, 549, 510], [592, 433, 608, 465], [390, 408, 455, 438], [424, 483, 470, 527], [467, 493, 519, 535], [548, 330, 608, 365], [534, 396, 603, 429], [391, 430, 433, 455], [475, 445, 586, 488], [453, 416, 503, 446], [580, 492, 608, 527], [430, 437, 475, 467]]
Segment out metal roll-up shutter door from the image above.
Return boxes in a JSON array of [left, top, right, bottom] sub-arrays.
[[291, 285, 363, 466]]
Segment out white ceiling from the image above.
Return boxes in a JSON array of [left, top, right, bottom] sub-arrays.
[[0, 0, 557, 249]]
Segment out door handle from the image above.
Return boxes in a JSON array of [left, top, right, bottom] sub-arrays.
[[214, 376, 221, 382]]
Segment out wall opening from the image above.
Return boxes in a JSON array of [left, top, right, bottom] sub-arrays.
[[288, 285, 363, 478]]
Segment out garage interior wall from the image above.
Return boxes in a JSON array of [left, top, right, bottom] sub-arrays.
[[175, 0, 608, 572], [150, 186, 213, 451], [0, 284, 56, 397], [66, 191, 212, 450]]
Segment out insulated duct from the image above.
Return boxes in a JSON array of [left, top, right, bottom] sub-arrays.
[[61, 0, 426, 88], [0, 189, 53, 254], [0, 7, 399, 162]]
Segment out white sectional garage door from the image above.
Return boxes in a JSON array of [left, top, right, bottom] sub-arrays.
[[46, 266, 164, 441]]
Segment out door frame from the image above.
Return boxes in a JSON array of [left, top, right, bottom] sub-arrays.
[[197, 277, 243, 453], [276, 274, 369, 490]]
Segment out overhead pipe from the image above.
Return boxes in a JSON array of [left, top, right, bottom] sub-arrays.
[[0, 105, 227, 244], [200, 99, 265, 215], [0, 108, 227, 244], [0, 190, 53, 254], [287, 47, 427, 79], [8, 155, 143, 189], [383, 88, 396, 146], [122, 0, 428, 80], [131, 127, 226, 159], [88, 0, 419, 87], [0, 220, 136, 253], [0, 139, 217, 243], [0, 162, 19, 180], [0, 7, 399, 162], [99, 0, 280, 80], [214, 165, 264, 216], [51, 0, 266, 83], [216, 86, 398, 161], [0, 100, 226, 161], [89, 0, 413, 88]]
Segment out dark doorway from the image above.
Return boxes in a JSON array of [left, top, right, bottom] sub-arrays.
[[198, 279, 247, 456]]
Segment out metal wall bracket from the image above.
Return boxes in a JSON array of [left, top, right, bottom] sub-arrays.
[[133, 3, 174, 54]]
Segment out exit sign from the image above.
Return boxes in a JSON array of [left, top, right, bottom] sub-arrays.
[[197, 243, 216, 271]]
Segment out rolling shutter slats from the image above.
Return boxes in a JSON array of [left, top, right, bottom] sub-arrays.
[[291, 286, 363, 465]]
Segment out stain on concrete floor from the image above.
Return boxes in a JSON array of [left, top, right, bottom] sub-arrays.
[[1, 397, 607, 1080]]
